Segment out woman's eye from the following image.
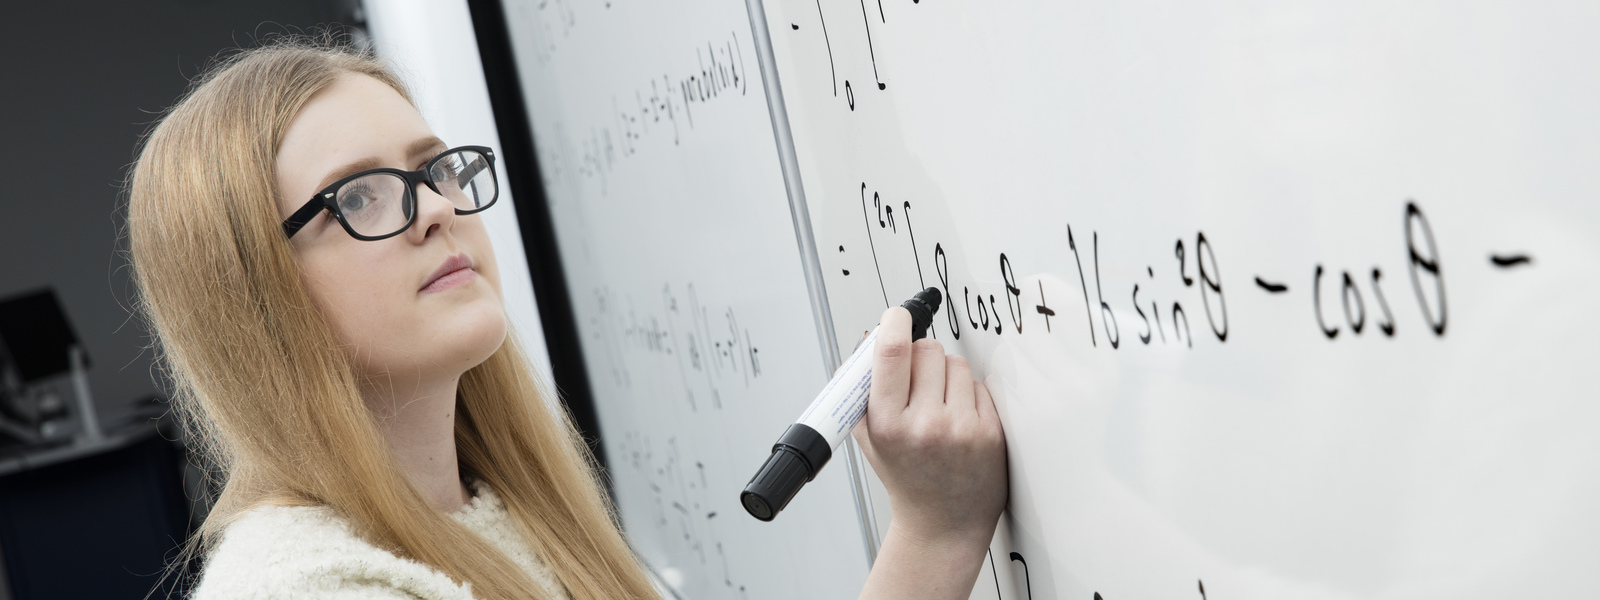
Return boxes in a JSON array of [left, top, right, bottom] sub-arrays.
[[338, 188, 376, 214]]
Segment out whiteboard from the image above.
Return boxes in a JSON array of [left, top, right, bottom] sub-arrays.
[[757, 1, 1600, 599], [495, 1, 872, 598]]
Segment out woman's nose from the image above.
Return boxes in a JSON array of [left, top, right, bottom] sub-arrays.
[[407, 182, 456, 242]]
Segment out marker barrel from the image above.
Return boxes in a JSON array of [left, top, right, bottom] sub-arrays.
[[741, 287, 942, 521]]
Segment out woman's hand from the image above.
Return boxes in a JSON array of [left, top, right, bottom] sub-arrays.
[[855, 306, 1008, 600]]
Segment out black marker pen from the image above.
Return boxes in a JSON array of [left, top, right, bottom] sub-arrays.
[[740, 287, 942, 521]]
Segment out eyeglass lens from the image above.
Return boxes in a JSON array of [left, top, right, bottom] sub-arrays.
[[335, 149, 497, 238], [430, 150, 497, 211]]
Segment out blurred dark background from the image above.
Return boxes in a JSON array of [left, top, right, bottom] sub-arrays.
[[0, 2, 364, 598]]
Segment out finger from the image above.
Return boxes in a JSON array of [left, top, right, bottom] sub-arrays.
[[851, 419, 876, 462], [868, 307, 914, 421], [974, 379, 1002, 432], [944, 354, 976, 414], [907, 338, 947, 411], [940, 355, 980, 441]]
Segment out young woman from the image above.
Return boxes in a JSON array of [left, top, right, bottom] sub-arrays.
[[127, 38, 1007, 600]]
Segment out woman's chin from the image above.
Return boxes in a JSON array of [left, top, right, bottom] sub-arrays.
[[456, 304, 509, 367]]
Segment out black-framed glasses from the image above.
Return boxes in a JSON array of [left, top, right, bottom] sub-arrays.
[[281, 145, 499, 241]]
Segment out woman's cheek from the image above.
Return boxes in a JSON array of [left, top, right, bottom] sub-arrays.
[[302, 248, 407, 352]]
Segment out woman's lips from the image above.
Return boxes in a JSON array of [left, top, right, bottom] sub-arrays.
[[420, 266, 476, 293], [421, 253, 476, 293]]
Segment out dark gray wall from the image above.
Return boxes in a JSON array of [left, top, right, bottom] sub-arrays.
[[0, 1, 360, 429]]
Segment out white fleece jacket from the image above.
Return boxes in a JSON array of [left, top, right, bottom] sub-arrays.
[[193, 482, 568, 599]]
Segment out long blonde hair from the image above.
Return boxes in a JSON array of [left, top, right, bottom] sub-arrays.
[[126, 37, 655, 600]]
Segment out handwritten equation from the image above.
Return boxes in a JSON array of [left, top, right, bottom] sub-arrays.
[[512, 0, 645, 66], [588, 282, 761, 412], [842, 186, 1532, 348], [508, 0, 579, 66], [538, 31, 750, 196], [617, 431, 750, 599], [789, 0, 891, 111], [988, 550, 1215, 600]]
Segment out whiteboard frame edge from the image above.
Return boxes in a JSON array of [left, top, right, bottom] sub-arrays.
[[743, 0, 882, 567]]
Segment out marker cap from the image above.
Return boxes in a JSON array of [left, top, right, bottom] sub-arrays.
[[902, 287, 942, 341], [740, 423, 832, 521]]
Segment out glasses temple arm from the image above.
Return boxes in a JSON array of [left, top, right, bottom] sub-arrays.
[[281, 196, 328, 238]]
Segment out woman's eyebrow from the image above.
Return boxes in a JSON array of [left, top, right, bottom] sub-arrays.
[[313, 157, 385, 193], [407, 136, 448, 160], [308, 137, 446, 194]]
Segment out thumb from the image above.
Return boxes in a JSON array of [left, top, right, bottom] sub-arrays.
[[868, 307, 915, 421]]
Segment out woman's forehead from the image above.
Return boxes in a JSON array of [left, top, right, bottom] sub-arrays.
[[276, 74, 434, 206]]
